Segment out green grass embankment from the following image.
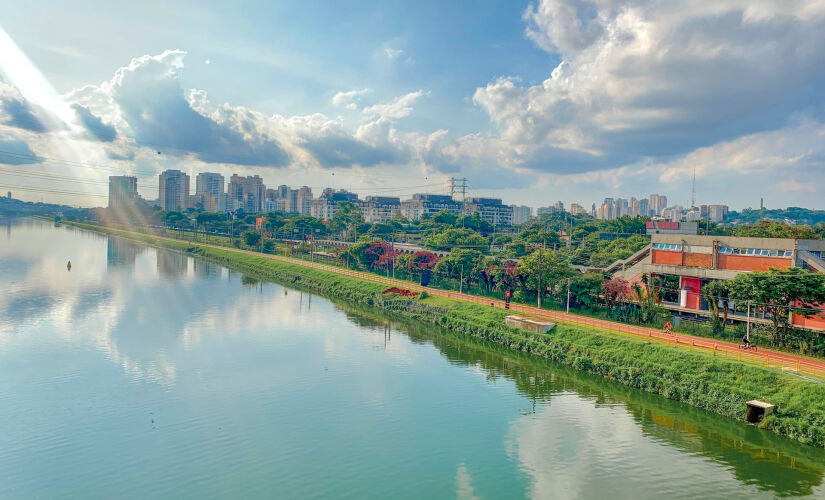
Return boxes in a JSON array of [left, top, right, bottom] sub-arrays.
[[68, 222, 825, 447]]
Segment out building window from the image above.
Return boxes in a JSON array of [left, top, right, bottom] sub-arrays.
[[653, 243, 682, 251], [718, 247, 791, 257]]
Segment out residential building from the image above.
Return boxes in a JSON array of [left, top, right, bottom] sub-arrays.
[[511, 205, 533, 225], [400, 194, 461, 220], [229, 174, 266, 213], [466, 197, 513, 226], [569, 203, 585, 216], [295, 186, 313, 214], [196, 172, 225, 198], [361, 196, 401, 223], [707, 204, 729, 222], [216, 193, 241, 213], [158, 170, 190, 211], [648, 194, 667, 216], [629, 197, 640, 216], [310, 189, 359, 221], [537, 201, 564, 217], [661, 205, 683, 221], [194, 172, 224, 211], [597, 197, 614, 220], [108, 175, 138, 210], [638, 198, 650, 217]]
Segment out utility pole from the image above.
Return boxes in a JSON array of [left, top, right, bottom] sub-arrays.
[[566, 277, 571, 314], [460, 264, 464, 294], [746, 300, 751, 342]]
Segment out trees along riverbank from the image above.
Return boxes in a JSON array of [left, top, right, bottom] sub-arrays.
[[64, 222, 825, 448], [57, 204, 825, 357]]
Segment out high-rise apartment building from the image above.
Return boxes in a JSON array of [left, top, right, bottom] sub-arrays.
[[108, 175, 138, 210], [707, 204, 729, 222], [638, 198, 650, 217], [229, 174, 266, 213], [511, 205, 533, 225], [295, 186, 313, 214], [196, 173, 225, 198], [158, 170, 190, 211], [194, 172, 225, 212], [629, 197, 639, 216], [649, 194, 667, 216], [569, 203, 585, 215]]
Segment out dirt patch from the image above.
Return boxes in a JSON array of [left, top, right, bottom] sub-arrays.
[[383, 287, 419, 297]]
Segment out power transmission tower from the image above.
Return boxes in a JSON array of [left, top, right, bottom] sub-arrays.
[[449, 177, 467, 203], [450, 177, 468, 221]]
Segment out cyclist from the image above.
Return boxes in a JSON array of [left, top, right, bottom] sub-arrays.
[[664, 321, 672, 334]]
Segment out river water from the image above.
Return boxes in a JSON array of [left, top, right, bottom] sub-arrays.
[[1, 217, 824, 499]]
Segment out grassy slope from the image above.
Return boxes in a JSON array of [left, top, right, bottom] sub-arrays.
[[68, 222, 825, 447]]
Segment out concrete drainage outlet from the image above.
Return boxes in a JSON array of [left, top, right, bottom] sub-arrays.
[[745, 400, 775, 424]]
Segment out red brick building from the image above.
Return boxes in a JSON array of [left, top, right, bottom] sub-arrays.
[[613, 234, 825, 329]]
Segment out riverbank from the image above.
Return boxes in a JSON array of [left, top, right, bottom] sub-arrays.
[[65, 221, 825, 447]]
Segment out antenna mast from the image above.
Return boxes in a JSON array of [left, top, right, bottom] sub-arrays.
[[690, 167, 696, 209]]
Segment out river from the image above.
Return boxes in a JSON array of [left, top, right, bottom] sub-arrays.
[[1, 217, 824, 499]]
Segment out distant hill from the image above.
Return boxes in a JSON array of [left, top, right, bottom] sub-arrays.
[[725, 207, 825, 226], [0, 196, 75, 217]]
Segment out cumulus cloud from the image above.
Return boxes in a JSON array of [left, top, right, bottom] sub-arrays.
[[300, 118, 408, 167], [71, 103, 117, 142], [473, 0, 825, 173], [1, 97, 49, 132], [362, 90, 427, 120], [0, 138, 42, 165], [67, 50, 289, 166], [647, 119, 825, 183], [331, 88, 371, 110]]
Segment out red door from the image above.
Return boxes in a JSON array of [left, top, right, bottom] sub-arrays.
[[682, 277, 701, 310]]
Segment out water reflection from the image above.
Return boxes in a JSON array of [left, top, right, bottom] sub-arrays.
[[107, 238, 144, 270], [156, 251, 189, 279], [194, 259, 220, 279], [2, 218, 825, 499], [331, 302, 825, 498], [402, 319, 825, 498]]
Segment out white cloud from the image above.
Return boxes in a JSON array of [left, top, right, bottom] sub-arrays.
[[473, 0, 825, 174], [646, 119, 825, 183], [362, 90, 427, 120], [780, 180, 816, 193], [331, 88, 371, 109], [384, 47, 404, 60]]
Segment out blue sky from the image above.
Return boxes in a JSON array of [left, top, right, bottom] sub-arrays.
[[1, 0, 824, 210]]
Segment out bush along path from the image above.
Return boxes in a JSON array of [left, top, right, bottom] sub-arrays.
[[69, 222, 825, 447]]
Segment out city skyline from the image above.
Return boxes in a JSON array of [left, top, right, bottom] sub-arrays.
[[109, 169, 736, 227], [2, 1, 825, 209]]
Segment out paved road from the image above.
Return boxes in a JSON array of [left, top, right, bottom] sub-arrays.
[[129, 229, 825, 378]]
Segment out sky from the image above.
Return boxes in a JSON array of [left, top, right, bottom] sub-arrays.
[[1, 0, 824, 210]]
